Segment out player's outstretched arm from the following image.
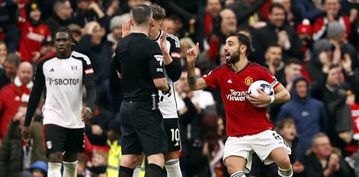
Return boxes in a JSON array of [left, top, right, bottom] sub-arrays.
[[186, 43, 207, 90], [23, 62, 45, 140], [273, 83, 291, 104]]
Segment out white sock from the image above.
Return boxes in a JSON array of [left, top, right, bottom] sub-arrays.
[[230, 171, 246, 177], [48, 162, 62, 177], [132, 166, 141, 177], [165, 159, 182, 177], [278, 167, 293, 177], [63, 161, 78, 177]]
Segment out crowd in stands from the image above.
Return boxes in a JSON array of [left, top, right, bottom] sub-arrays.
[[0, 0, 358, 177]]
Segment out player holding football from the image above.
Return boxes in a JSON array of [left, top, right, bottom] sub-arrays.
[[186, 32, 293, 177]]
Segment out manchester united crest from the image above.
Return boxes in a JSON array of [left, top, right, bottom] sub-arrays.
[[244, 76, 253, 86]]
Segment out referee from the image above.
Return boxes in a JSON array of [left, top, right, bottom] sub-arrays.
[[112, 5, 170, 177]]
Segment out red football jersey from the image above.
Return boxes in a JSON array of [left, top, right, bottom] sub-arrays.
[[203, 62, 280, 137], [18, 19, 51, 62]]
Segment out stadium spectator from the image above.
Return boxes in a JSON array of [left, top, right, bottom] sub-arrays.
[[311, 65, 354, 153], [305, 39, 335, 83], [203, 0, 221, 38], [265, 44, 284, 76], [44, 0, 73, 34], [175, 71, 211, 177], [296, 19, 314, 62], [278, 77, 327, 154], [17, 2, 51, 62], [207, 8, 237, 64], [0, 0, 19, 53], [227, 0, 266, 28], [312, 0, 352, 41], [291, 0, 322, 23], [252, 3, 302, 65], [0, 106, 46, 177], [326, 21, 358, 73], [0, 54, 20, 89], [304, 133, 354, 177], [0, 61, 32, 141], [68, 24, 83, 42], [71, 0, 107, 27], [106, 14, 130, 51]]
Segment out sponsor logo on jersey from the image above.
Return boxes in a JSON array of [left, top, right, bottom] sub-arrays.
[[49, 68, 54, 72], [47, 78, 80, 86], [226, 89, 247, 101], [227, 79, 233, 84], [27, 31, 45, 42], [244, 76, 253, 86]]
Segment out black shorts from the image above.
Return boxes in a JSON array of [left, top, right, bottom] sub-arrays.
[[119, 100, 167, 156], [163, 118, 181, 152], [44, 124, 85, 155]]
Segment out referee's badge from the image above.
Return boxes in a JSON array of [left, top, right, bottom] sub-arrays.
[[46, 141, 52, 149]]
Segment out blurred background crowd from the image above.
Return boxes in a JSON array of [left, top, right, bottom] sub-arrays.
[[0, 0, 358, 177]]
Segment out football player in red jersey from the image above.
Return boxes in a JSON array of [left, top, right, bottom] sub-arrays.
[[186, 32, 293, 177]]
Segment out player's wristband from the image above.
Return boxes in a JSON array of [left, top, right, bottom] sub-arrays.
[[270, 95, 275, 104]]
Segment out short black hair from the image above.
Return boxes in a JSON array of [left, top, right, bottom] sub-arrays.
[[285, 58, 302, 66], [228, 32, 251, 56], [266, 43, 282, 52], [151, 4, 166, 20], [131, 4, 152, 25], [269, 3, 285, 13]]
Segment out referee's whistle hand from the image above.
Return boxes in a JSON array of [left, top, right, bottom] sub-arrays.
[[81, 107, 92, 124], [21, 127, 31, 142]]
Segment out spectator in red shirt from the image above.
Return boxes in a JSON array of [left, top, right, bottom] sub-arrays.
[[312, 0, 351, 41], [17, 2, 51, 62], [0, 61, 33, 141]]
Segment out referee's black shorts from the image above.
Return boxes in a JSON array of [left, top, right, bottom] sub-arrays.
[[119, 100, 168, 156]]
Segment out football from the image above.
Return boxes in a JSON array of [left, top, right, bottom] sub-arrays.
[[247, 80, 274, 97]]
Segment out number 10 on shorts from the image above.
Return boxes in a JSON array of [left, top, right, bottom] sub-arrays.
[[170, 128, 180, 146]]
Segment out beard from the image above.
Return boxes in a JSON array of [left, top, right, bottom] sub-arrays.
[[225, 51, 240, 64]]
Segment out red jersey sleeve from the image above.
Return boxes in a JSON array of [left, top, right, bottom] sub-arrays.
[[202, 68, 220, 89], [259, 66, 280, 89]]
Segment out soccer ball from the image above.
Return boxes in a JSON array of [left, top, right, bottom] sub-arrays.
[[247, 80, 274, 97]]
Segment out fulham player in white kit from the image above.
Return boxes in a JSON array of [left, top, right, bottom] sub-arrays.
[[22, 27, 96, 177]]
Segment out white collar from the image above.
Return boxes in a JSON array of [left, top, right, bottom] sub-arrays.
[[14, 76, 33, 89]]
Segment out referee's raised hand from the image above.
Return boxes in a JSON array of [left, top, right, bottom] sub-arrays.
[[81, 107, 92, 124]]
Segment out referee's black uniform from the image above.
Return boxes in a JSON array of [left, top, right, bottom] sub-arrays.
[[112, 33, 168, 156]]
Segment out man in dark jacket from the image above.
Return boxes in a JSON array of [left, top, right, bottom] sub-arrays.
[[278, 77, 327, 155], [44, 0, 73, 34], [304, 133, 353, 177], [252, 3, 302, 65]]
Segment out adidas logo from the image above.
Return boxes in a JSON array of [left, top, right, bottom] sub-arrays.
[[50, 68, 54, 72], [227, 79, 232, 84]]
